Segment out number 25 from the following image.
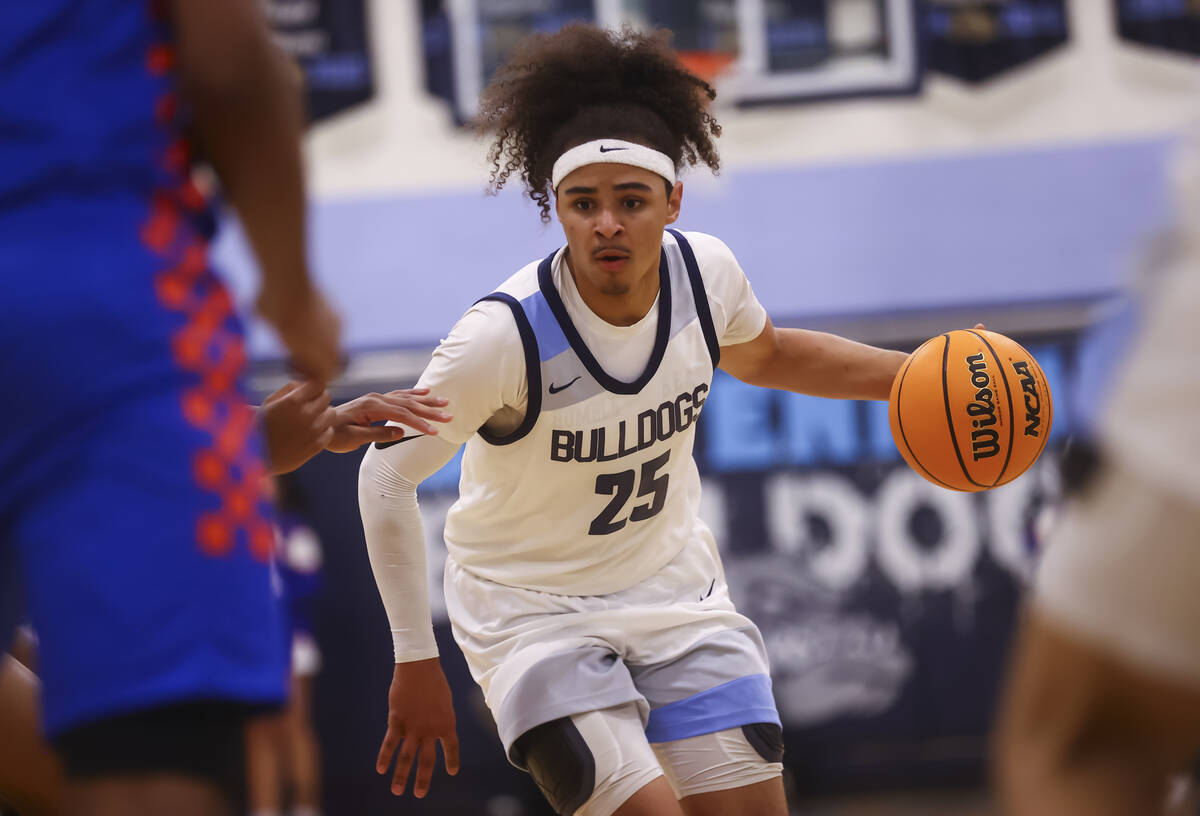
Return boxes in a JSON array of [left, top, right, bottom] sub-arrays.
[[588, 450, 670, 536]]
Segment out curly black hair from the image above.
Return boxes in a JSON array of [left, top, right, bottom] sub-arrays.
[[476, 24, 722, 222]]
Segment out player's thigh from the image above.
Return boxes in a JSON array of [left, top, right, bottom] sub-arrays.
[[513, 702, 673, 816], [998, 606, 1200, 781], [0, 654, 64, 816], [1035, 462, 1200, 687], [651, 723, 785, 814], [680, 778, 787, 816], [1001, 464, 1200, 787]]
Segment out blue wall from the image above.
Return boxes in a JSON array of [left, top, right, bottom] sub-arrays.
[[214, 136, 1175, 358]]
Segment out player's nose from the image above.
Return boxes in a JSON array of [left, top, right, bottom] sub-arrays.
[[593, 207, 623, 238]]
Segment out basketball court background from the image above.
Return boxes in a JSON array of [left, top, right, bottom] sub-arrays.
[[226, 1, 1200, 813]]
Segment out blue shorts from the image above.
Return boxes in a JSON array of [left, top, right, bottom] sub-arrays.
[[0, 228, 287, 736]]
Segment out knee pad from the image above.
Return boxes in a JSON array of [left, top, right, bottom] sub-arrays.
[[651, 722, 784, 799], [513, 716, 594, 815], [741, 722, 784, 763], [512, 703, 662, 816]]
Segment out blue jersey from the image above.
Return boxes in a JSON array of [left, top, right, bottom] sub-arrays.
[[0, 0, 287, 735], [0, 0, 213, 242]]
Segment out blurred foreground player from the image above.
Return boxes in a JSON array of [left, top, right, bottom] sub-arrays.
[[0, 0, 343, 813], [996, 134, 1200, 815], [0, 382, 450, 816], [360, 25, 915, 816]]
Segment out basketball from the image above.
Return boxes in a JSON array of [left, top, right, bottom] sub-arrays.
[[889, 329, 1053, 492]]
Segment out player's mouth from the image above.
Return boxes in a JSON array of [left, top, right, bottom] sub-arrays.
[[593, 247, 630, 273]]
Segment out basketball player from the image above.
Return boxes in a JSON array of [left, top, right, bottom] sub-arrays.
[[995, 133, 1200, 815], [0, 382, 450, 816], [359, 26, 914, 816], [0, 0, 356, 812]]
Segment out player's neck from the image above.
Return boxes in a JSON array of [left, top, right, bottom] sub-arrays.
[[563, 251, 660, 327]]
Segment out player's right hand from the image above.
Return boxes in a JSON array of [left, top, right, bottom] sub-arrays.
[[257, 282, 343, 382], [377, 658, 460, 799], [258, 380, 336, 475]]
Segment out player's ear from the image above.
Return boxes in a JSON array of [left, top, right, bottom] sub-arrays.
[[665, 181, 683, 225]]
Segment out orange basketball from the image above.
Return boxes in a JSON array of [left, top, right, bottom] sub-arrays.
[[889, 329, 1053, 492]]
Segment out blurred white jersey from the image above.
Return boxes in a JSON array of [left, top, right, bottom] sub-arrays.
[[1035, 131, 1200, 685], [444, 230, 732, 596], [1095, 139, 1200, 506]]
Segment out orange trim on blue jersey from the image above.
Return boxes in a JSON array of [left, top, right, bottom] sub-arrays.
[[140, 29, 272, 562]]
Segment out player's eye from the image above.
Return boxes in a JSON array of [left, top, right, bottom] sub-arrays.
[[574, 199, 593, 212], [622, 198, 643, 210]]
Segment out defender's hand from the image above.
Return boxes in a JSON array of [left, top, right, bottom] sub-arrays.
[[259, 380, 335, 474], [377, 658, 460, 799]]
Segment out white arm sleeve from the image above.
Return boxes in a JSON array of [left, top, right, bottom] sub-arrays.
[[359, 434, 460, 662], [358, 299, 527, 662]]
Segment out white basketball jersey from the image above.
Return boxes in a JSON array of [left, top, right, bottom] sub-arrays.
[[444, 230, 722, 596]]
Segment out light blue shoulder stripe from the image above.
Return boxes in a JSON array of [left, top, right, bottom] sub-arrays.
[[520, 290, 571, 362]]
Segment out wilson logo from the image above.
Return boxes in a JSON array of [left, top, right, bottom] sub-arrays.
[[965, 353, 1000, 461], [1011, 360, 1042, 437]]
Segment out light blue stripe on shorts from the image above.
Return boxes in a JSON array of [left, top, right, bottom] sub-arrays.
[[644, 673, 780, 744]]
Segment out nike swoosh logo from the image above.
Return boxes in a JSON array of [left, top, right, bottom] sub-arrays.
[[598, 145, 628, 153], [374, 435, 422, 450], [548, 376, 582, 395]]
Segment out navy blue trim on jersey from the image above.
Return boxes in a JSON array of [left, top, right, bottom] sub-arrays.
[[537, 248, 671, 395], [667, 229, 720, 369], [475, 293, 542, 446]]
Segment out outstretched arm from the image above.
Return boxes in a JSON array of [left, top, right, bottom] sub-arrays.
[[356, 298, 526, 798], [257, 382, 452, 474], [169, 0, 340, 379], [719, 316, 908, 401], [360, 434, 463, 799]]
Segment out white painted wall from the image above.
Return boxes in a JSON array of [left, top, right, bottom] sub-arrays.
[[302, 0, 1200, 199]]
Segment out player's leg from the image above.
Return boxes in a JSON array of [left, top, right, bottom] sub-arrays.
[[0, 550, 63, 816], [512, 703, 682, 816], [64, 775, 233, 816], [0, 654, 64, 816], [283, 672, 322, 815], [651, 724, 786, 816], [621, 540, 786, 815], [245, 709, 287, 816], [995, 462, 1200, 815], [611, 780, 680, 816], [446, 555, 678, 814], [680, 779, 786, 816], [996, 608, 1200, 816]]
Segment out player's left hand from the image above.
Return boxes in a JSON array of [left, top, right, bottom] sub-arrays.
[[325, 388, 452, 453]]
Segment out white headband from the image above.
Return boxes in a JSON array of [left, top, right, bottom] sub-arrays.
[[551, 139, 677, 190]]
